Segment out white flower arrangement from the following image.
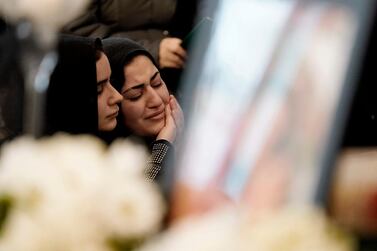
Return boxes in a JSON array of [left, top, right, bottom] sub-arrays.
[[0, 134, 166, 251], [137, 208, 240, 251], [237, 207, 356, 251], [0, 134, 356, 251], [136, 207, 356, 251]]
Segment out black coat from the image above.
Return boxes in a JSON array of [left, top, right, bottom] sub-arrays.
[[61, 0, 198, 63]]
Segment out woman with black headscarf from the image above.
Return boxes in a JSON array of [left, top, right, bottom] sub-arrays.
[[103, 37, 184, 189], [45, 35, 123, 136]]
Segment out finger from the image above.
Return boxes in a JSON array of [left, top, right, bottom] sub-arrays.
[[167, 51, 185, 66], [166, 39, 187, 60], [161, 55, 185, 69], [173, 44, 187, 60], [165, 103, 171, 121], [169, 95, 178, 110], [171, 109, 182, 128], [170, 95, 183, 115], [165, 103, 176, 126], [170, 96, 184, 130], [161, 61, 181, 69], [167, 104, 178, 138]]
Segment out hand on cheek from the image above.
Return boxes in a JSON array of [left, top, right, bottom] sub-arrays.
[[156, 102, 177, 143], [169, 95, 184, 136]]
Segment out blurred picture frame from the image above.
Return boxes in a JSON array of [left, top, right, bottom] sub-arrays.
[[170, 0, 376, 224]]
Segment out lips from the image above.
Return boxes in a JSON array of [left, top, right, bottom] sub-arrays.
[[145, 109, 165, 120], [107, 109, 119, 119]]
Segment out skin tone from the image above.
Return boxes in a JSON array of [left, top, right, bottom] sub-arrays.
[[159, 37, 187, 69], [121, 55, 184, 143], [96, 52, 123, 131]]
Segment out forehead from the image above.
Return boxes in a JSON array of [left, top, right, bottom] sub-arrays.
[[123, 55, 158, 84]]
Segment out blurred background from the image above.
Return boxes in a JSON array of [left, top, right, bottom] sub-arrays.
[[0, 0, 377, 250]]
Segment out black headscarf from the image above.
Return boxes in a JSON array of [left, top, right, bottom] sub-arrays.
[[102, 37, 158, 141], [102, 37, 157, 92], [45, 35, 102, 136]]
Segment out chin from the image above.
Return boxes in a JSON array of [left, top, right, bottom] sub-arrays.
[[143, 124, 165, 138], [100, 120, 117, 132]]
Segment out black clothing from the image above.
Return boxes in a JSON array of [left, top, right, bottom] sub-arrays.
[[61, 0, 197, 64], [61, 0, 199, 93], [146, 139, 174, 197], [102, 37, 157, 91], [146, 139, 172, 180]]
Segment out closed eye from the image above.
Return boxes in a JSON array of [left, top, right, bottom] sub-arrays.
[[123, 88, 143, 101], [151, 82, 162, 88], [127, 94, 142, 101], [121, 71, 162, 100]]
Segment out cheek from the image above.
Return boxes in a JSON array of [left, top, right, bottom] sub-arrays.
[[97, 95, 106, 116], [121, 101, 143, 122], [159, 86, 170, 103]]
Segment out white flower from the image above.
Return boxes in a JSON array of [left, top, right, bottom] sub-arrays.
[[98, 177, 165, 238], [0, 134, 165, 251], [137, 208, 239, 251], [238, 207, 355, 251], [106, 139, 149, 178], [136, 206, 355, 251], [0, 134, 106, 203]]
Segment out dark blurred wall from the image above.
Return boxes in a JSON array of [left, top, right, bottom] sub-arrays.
[[342, 10, 377, 147], [0, 18, 24, 144]]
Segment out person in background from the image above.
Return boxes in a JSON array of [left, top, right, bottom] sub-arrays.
[[45, 35, 123, 136], [103, 37, 184, 191], [61, 0, 199, 94]]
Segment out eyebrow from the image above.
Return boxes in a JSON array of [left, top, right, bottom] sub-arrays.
[[122, 71, 160, 94]]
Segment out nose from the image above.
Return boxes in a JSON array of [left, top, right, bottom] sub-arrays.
[[145, 85, 163, 108], [107, 83, 123, 105]]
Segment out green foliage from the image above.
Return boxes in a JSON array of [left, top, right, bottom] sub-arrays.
[[0, 195, 12, 236], [107, 237, 145, 251]]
